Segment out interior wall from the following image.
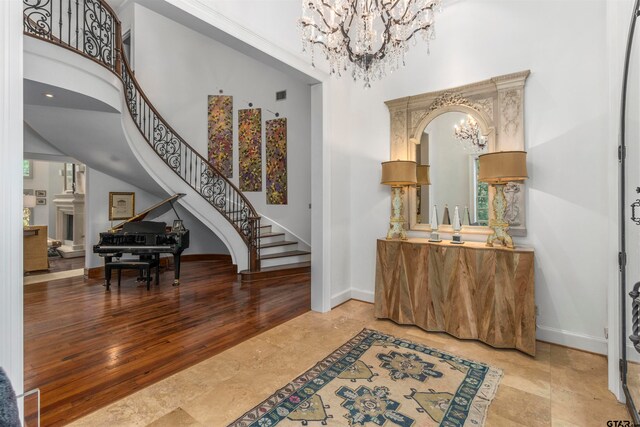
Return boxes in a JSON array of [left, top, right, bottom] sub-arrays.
[[131, 4, 312, 243], [344, 0, 611, 356], [191, 0, 614, 354], [85, 167, 229, 269]]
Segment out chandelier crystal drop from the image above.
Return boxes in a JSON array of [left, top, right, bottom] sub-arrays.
[[299, 0, 442, 87], [454, 115, 488, 154]]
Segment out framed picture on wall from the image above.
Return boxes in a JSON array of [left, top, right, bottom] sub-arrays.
[[109, 192, 135, 220], [35, 190, 46, 197], [36, 198, 46, 205]]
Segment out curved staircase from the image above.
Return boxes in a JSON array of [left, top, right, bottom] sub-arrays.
[[23, 0, 310, 280]]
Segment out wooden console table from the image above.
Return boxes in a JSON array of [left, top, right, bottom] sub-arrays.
[[375, 238, 536, 355], [24, 225, 49, 273]]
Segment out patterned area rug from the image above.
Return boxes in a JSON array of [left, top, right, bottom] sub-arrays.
[[229, 329, 503, 427]]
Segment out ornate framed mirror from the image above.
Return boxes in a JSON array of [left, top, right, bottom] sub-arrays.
[[385, 70, 530, 236]]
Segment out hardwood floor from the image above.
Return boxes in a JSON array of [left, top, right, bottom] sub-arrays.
[[24, 260, 311, 426], [26, 255, 86, 276]]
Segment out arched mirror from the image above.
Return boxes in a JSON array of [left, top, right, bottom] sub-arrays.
[[386, 71, 530, 236], [415, 111, 489, 229]]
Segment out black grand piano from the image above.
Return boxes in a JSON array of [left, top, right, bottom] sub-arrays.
[[93, 193, 190, 288]]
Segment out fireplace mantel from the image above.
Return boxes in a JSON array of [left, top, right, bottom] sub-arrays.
[[53, 192, 85, 258]]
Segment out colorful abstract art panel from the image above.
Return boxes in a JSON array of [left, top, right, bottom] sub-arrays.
[[239, 108, 262, 192], [207, 95, 233, 178], [266, 118, 287, 204]]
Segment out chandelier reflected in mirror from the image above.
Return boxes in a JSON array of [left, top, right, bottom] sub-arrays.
[[299, 0, 442, 87], [454, 115, 488, 153]]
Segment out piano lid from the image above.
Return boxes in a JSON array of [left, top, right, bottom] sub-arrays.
[[110, 193, 185, 231]]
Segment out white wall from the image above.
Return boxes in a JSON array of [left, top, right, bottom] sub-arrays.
[[0, 0, 24, 399], [345, 0, 611, 355], [132, 4, 312, 243], [85, 167, 229, 269]]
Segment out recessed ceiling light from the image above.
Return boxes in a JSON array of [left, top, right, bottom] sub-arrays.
[[44, 93, 54, 98]]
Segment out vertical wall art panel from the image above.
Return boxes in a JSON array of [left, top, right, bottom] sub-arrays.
[[207, 95, 233, 178], [266, 118, 288, 204], [238, 108, 262, 191]]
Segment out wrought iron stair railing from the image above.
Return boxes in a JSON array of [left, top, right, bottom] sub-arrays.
[[23, 0, 261, 271]]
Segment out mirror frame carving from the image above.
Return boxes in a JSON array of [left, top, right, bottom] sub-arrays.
[[385, 70, 530, 236]]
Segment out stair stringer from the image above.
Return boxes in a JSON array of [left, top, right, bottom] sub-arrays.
[[119, 103, 249, 270]]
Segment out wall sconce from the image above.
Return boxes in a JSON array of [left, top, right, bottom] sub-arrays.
[[478, 151, 528, 248], [381, 160, 417, 240]]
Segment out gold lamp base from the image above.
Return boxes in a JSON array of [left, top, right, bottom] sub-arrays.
[[486, 184, 514, 249], [386, 186, 408, 240]]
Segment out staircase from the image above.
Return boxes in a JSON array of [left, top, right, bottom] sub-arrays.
[[22, 0, 310, 281], [239, 224, 311, 281]]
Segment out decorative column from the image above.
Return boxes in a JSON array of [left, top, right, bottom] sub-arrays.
[[0, 0, 25, 396]]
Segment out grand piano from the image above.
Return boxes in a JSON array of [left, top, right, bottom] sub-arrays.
[[93, 194, 190, 286]]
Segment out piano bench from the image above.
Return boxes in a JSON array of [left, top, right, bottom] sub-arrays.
[[104, 258, 159, 291]]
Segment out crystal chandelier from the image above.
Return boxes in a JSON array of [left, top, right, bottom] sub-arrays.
[[299, 0, 442, 87], [454, 115, 488, 153]]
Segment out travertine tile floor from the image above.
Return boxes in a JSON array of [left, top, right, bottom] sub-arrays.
[[70, 300, 631, 427]]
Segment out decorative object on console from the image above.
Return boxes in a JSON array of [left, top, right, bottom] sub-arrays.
[[451, 205, 464, 244], [454, 114, 487, 153], [429, 205, 441, 242], [207, 95, 234, 178], [239, 108, 263, 192], [266, 118, 288, 204], [299, 0, 442, 87], [478, 151, 528, 248], [23, 194, 36, 227], [381, 160, 417, 240], [442, 204, 451, 225], [109, 192, 135, 221], [463, 206, 471, 226]]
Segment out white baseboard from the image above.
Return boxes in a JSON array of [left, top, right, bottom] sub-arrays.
[[330, 288, 352, 308], [536, 325, 607, 355], [330, 288, 374, 308], [351, 288, 374, 303]]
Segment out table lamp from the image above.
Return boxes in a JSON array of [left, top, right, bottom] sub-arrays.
[[381, 160, 417, 240], [23, 195, 36, 227], [478, 151, 528, 248]]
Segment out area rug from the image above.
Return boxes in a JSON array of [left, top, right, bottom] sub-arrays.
[[229, 329, 503, 427]]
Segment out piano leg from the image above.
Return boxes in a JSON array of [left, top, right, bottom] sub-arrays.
[[104, 255, 112, 291], [173, 253, 181, 286]]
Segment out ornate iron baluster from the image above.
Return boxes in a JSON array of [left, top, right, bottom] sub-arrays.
[[24, 0, 52, 37]]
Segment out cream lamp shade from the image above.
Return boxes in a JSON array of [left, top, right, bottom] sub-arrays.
[[381, 160, 417, 186], [23, 194, 36, 208], [478, 151, 528, 184], [416, 165, 430, 185]]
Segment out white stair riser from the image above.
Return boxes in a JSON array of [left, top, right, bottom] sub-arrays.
[[259, 244, 298, 256], [260, 254, 311, 269], [259, 225, 272, 234], [258, 235, 285, 245]]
